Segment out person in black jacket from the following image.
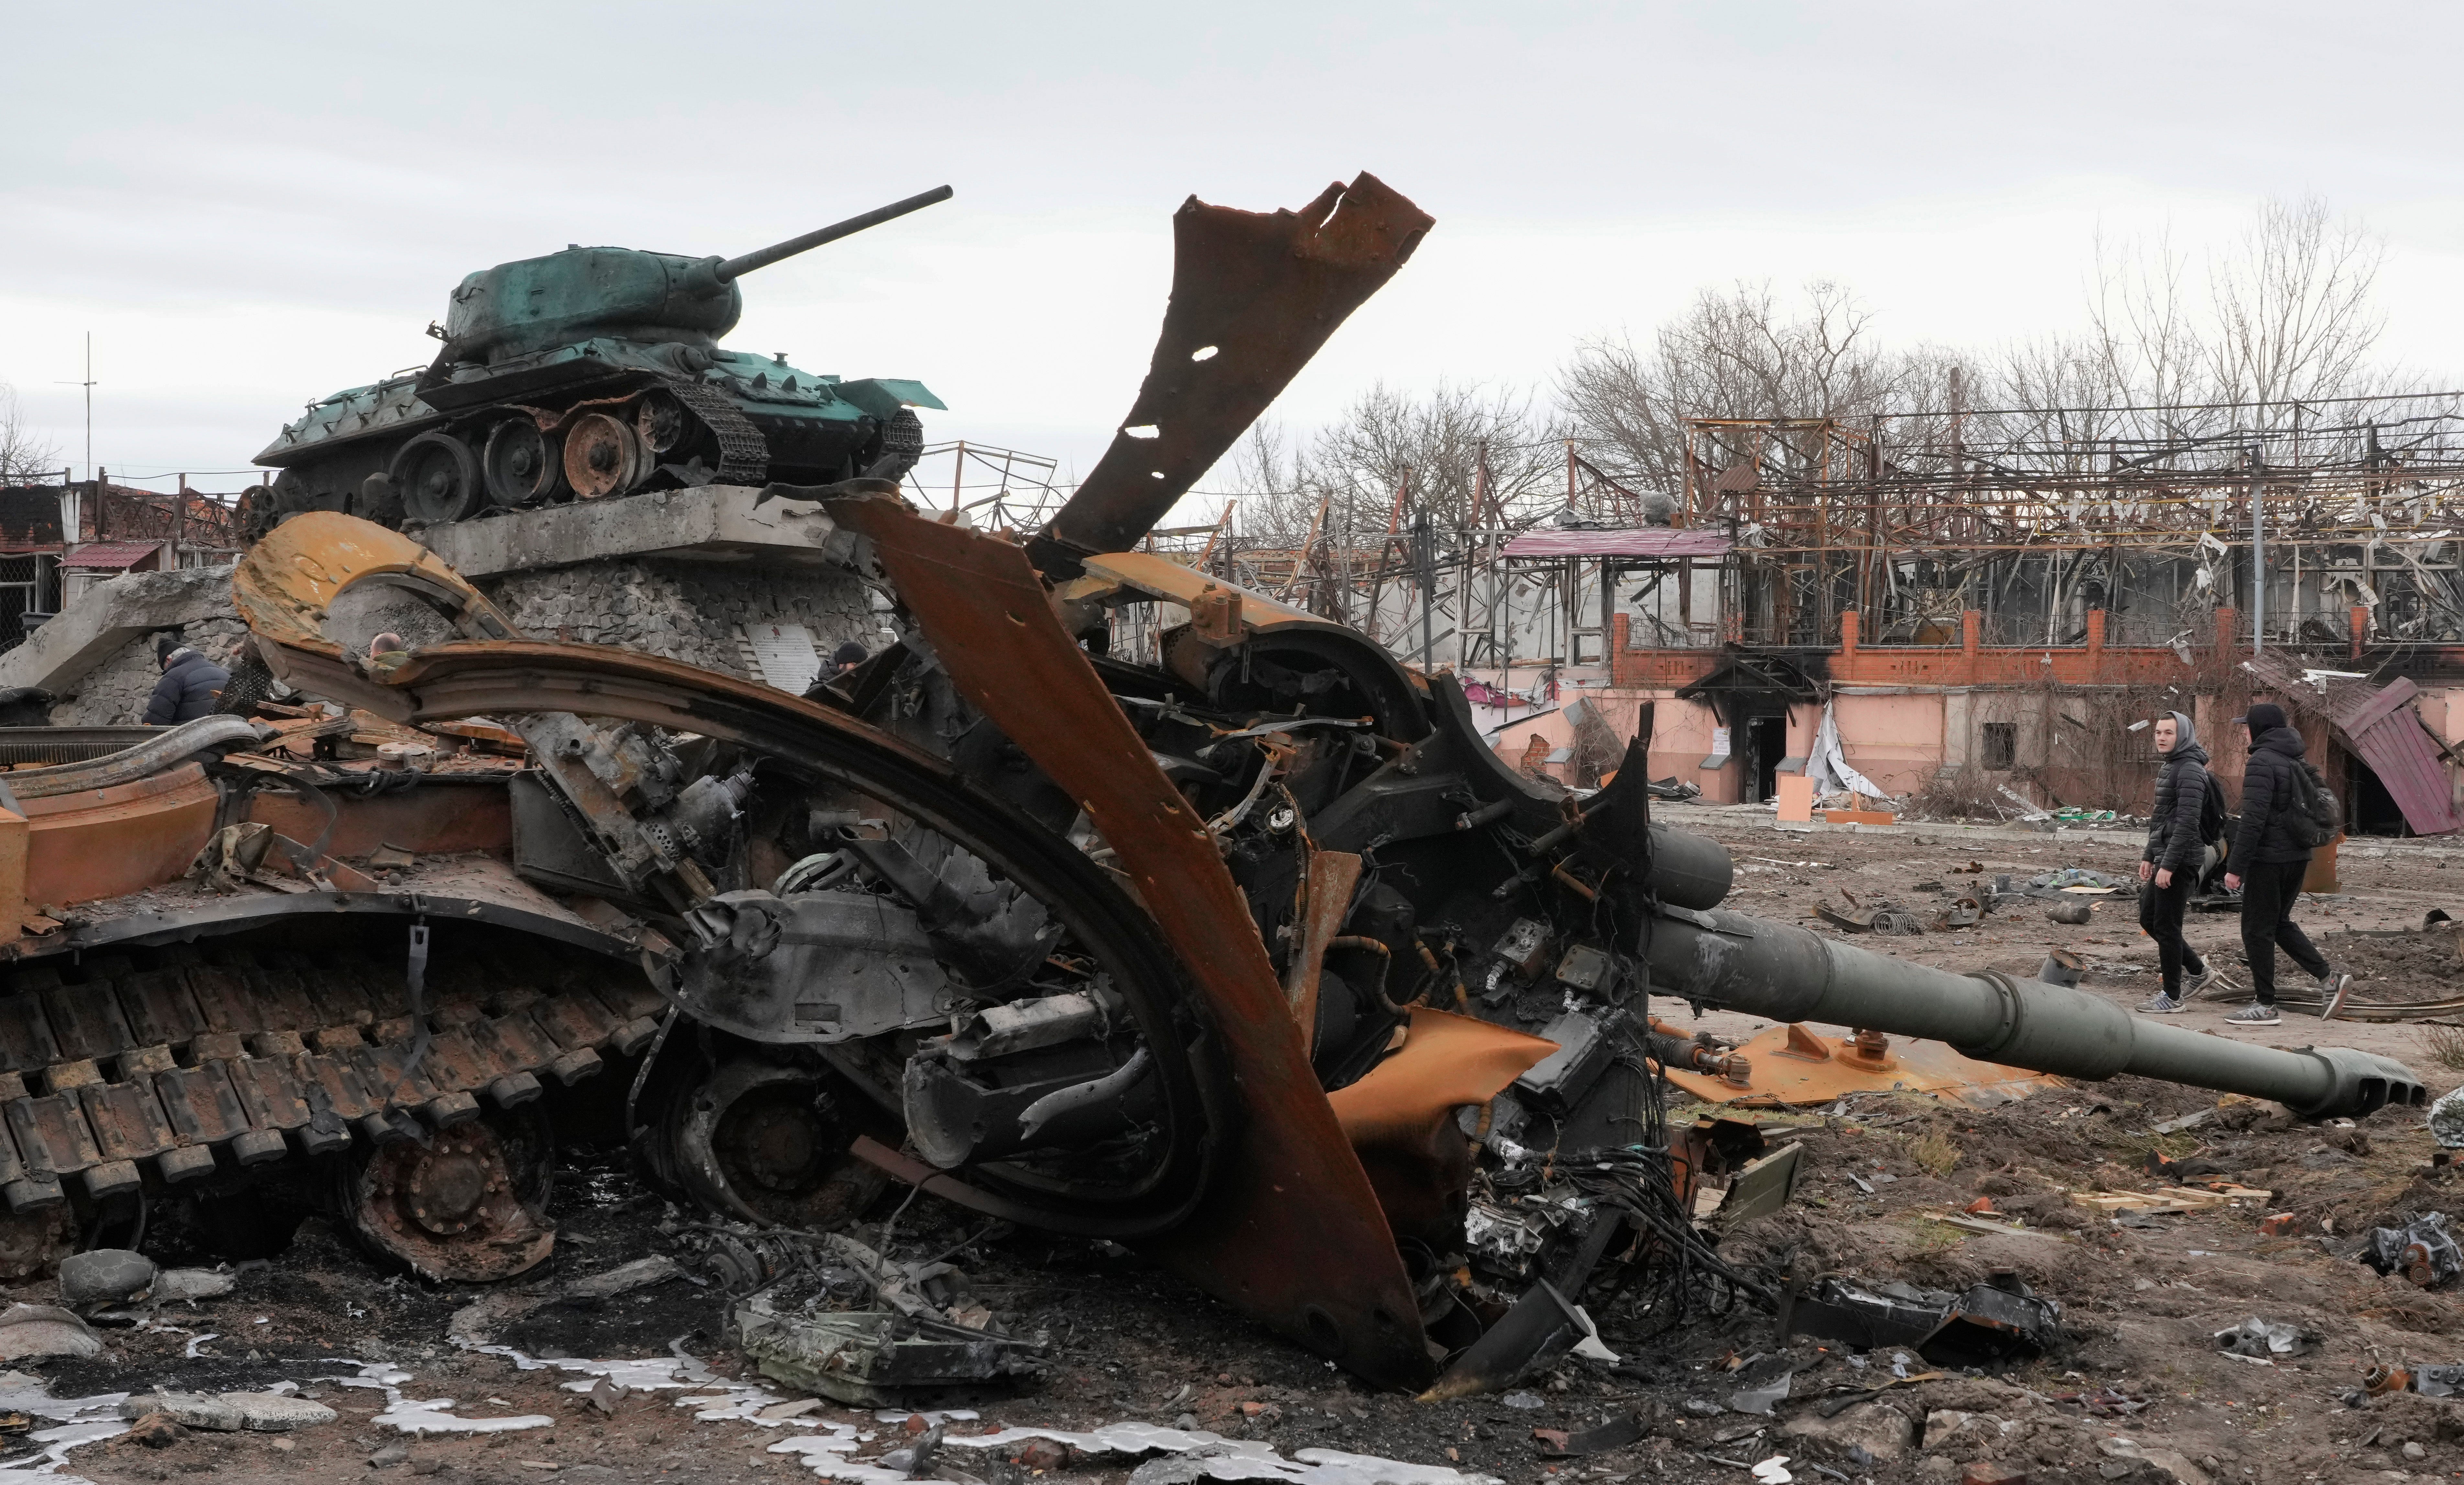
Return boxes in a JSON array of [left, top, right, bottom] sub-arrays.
[[2137, 710, 2213, 1013], [2220, 702, 2349, 1026], [141, 636, 230, 726]]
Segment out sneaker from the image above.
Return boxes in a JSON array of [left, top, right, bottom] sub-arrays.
[[2318, 970, 2352, 1021], [2141, 992, 2184, 1014], [2224, 1003, 2281, 1028], [2179, 967, 2215, 1002]]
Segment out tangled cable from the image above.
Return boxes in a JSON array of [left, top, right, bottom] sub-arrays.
[[1563, 1046, 1772, 1341]]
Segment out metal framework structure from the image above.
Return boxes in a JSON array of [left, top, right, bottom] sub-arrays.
[[1673, 394, 2464, 651]]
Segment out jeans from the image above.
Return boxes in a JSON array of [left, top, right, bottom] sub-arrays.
[[2239, 856, 2327, 1006], [2137, 868, 2205, 999]]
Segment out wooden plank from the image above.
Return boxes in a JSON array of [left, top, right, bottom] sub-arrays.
[[1915, 1210, 2071, 1241]]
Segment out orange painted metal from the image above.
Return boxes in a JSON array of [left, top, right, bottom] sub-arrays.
[[1326, 1008, 1556, 1246], [1660, 1023, 2065, 1109], [232, 510, 521, 667], [829, 494, 1438, 1390], [0, 809, 24, 946], [245, 786, 514, 859], [19, 764, 219, 910]]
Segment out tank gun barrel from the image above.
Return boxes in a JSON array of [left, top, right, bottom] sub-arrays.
[[1644, 899, 2425, 1119], [712, 185, 954, 284]]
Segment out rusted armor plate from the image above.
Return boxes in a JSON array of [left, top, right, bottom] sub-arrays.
[[1028, 174, 1432, 573], [832, 494, 1437, 1390]]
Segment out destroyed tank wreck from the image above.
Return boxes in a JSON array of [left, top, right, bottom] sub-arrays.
[[0, 175, 2426, 1400], [245, 187, 952, 535]]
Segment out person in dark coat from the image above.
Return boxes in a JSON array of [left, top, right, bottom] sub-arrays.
[[2220, 702, 2348, 1026], [2137, 710, 2213, 1013], [142, 637, 230, 726]]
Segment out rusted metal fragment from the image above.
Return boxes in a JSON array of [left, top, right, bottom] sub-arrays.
[[39, 988, 132, 1064], [229, 511, 520, 674], [113, 972, 209, 1048], [224, 1057, 315, 1133], [232, 515, 1236, 1244], [830, 493, 1435, 1390], [1028, 174, 1432, 573], [349, 1119, 554, 1282], [6, 1093, 101, 1176], [1284, 848, 1362, 1048], [78, 1081, 179, 1164], [153, 1065, 252, 1146], [0, 1001, 60, 1075], [1326, 1008, 1556, 1247]]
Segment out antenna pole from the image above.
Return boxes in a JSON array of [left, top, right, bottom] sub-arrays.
[[56, 331, 97, 483]]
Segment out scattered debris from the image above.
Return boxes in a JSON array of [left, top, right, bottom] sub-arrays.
[[2364, 1212, 2464, 1288], [734, 1260, 1047, 1406], [0, 1303, 100, 1362], [60, 1248, 157, 1310], [1727, 1353, 1804, 1415], [2430, 1085, 2464, 1149], [2213, 1317, 2313, 1362], [1782, 1274, 2057, 1368], [120, 1389, 338, 1432]]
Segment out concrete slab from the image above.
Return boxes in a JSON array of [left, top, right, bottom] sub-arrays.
[[418, 484, 855, 578], [0, 565, 235, 697]]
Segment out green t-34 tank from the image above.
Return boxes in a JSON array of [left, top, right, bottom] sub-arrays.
[[248, 187, 952, 534]]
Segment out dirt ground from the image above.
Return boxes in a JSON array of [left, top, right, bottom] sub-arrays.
[[12, 809, 2464, 1485]]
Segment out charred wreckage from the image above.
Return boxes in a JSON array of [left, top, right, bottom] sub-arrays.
[[0, 175, 2428, 1398]]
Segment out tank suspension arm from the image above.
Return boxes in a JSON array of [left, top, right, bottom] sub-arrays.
[[706, 185, 955, 285], [1644, 905, 2428, 1120]]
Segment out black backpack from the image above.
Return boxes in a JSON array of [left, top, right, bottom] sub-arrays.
[[2280, 758, 2344, 849], [2196, 766, 2226, 846]]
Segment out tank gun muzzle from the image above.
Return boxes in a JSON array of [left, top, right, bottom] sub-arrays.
[[681, 185, 955, 296]]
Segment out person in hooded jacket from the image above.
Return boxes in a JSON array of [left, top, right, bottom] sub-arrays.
[[2137, 710, 2214, 1013], [141, 636, 229, 726], [2220, 702, 2350, 1027]]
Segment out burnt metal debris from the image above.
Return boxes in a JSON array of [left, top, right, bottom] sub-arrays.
[[0, 175, 2434, 1402]]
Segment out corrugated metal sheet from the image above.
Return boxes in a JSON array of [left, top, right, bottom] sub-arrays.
[[2336, 677, 2461, 836], [60, 542, 163, 569], [1501, 528, 1732, 559], [2245, 653, 2461, 836]]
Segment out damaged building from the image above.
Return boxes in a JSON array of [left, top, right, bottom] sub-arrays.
[[1164, 405, 2464, 839]]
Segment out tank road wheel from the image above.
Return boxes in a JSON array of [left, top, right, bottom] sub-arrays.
[[389, 431, 485, 525], [343, 1110, 556, 1282], [562, 411, 647, 499], [641, 1060, 890, 1230], [635, 390, 689, 456], [481, 419, 564, 507]]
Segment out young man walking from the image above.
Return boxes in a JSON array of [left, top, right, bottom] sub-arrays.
[[2221, 702, 2351, 1027], [2137, 710, 2213, 1014]]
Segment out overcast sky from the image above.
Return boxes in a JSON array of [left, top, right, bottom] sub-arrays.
[[6, 2, 2463, 509]]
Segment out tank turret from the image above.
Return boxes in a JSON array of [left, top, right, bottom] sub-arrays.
[[248, 187, 952, 534]]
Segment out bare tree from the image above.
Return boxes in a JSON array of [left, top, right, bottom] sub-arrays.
[[1231, 382, 1555, 545], [2204, 196, 2396, 411], [1557, 279, 1908, 500], [0, 383, 61, 486], [2083, 197, 2418, 434]]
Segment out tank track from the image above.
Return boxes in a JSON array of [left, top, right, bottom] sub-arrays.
[[0, 939, 665, 1214], [665, 375, 769, 485]]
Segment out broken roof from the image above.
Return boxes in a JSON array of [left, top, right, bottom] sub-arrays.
[[1502, 528, 1731, 559]]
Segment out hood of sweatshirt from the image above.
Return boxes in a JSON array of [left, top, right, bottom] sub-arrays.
[[2160, 709, 2207, 765]]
